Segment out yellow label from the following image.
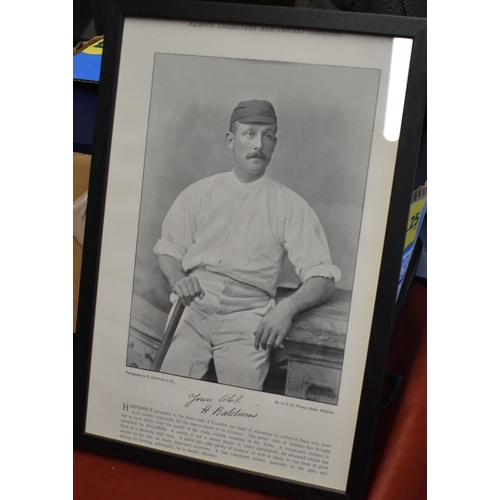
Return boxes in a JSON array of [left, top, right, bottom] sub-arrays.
[[83, 39, 104, 55], [404, 198, 426, 250]]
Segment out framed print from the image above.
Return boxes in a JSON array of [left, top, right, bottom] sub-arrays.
[[74, 1, 426, 499]]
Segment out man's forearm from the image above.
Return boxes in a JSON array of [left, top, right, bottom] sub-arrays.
[[158, 254, 187, 288], [281, 276, 336, 317], [157, 254, 205, 306], [254, 276, 335, 350]]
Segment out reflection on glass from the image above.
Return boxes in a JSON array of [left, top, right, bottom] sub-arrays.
[[383, 37, 413, 142]]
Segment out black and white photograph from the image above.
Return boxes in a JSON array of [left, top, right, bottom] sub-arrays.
[[74, 4, 426, 497], [126, 52, 380, 405]]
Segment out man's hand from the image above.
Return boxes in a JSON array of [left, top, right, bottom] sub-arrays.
[[253, 276, 336, 351], [254, 301, 294, 350], [172, 275, 205, 306], [158, 254, 205, 306]]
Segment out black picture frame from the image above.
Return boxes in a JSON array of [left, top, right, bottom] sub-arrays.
[[74, 1, 426, 499]]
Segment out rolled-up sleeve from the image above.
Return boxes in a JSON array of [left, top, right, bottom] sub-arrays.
[[153, 189, 196, 262], [284, 204, 341, 284]]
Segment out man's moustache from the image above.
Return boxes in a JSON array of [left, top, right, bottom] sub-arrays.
[[247, 151, 267, 160]]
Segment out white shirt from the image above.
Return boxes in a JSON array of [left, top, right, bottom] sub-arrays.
[[154, 171, 341, 297]]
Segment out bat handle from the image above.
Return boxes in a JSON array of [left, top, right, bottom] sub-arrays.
[[150, 300, 185, 372]]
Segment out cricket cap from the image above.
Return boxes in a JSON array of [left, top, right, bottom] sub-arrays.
[[230, 100, 277, 126]]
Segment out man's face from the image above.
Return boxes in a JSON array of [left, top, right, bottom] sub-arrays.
[[226, 122, 278, 182]]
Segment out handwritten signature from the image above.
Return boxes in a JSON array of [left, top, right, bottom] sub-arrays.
[[185, 393, 244, 408]]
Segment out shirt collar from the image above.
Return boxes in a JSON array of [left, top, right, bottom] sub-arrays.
[[230, 169, 269, 189]]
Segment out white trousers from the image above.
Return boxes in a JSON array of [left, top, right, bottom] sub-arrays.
[[160, 268, 275, 390]]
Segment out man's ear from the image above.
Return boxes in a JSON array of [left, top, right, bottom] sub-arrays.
[[226, 132, 234, 150]]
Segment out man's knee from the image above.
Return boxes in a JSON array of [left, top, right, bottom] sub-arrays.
[[159, 324, 212, 379], [214, 352, 270, 390]]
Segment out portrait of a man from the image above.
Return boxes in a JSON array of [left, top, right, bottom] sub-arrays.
[[152, 99, 341, 391], [126, 52, 380, 401]]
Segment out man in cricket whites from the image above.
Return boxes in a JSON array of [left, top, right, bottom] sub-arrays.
[[153, 99, 341, 391]]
